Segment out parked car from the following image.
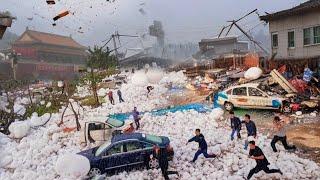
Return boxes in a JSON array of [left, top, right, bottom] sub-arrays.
[[217, 83, 290, 112], [78, 133, 174, 177], [80, 118, 125, 145]]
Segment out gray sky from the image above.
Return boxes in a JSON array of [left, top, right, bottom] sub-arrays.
[[1, 0, 306, 47]]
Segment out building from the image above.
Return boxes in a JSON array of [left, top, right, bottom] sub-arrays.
[[198, 37, 249, 59], [3, 28, 88, 80], [13, 28, 87, 64], [260, 0, 320, 60]]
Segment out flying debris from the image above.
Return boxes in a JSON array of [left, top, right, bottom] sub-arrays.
[[27, 17, 33, 21], [46, 0, 55, 5], [52, 23, 56, 26], [53, 11, 69, 21], [139, 8, 146, 15]]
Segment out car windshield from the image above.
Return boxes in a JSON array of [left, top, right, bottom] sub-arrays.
[[95, 141, 110, 156], [145, 134, 163, 144], [107, 118, 124, 127]]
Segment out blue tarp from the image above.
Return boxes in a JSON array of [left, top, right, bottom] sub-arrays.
[[108, 103, 211, 121]]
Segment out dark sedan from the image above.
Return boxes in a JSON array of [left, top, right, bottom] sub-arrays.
[[78, 133, 174, 176]]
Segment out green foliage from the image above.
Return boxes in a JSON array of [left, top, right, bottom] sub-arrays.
[[25, 103, 59, 117], [87, 46, 117, 70], [80, 96, 106, 107]]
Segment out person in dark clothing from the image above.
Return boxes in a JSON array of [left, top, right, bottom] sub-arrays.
[[117, 89, 125, 103], [154, 146, 179, 180], [187, 129, 216, 162], [229, 111, 241, 140], [108, 91, 115, 105], [132, 107, 140, 130], [147, 85, 154, 97], [271, 116, 296, 152], [247, 141, 282, 179], [241, 114, 257, 150]]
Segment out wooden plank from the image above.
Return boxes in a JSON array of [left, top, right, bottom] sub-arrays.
[[270, 69, 298, 93]]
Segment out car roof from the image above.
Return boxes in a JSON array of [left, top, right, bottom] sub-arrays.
[[112, 133, 143, 143], [106, 118, 124, 128], [111, 133, 168, 146]]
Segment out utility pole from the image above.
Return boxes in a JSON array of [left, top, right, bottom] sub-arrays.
[[112, 31, 119, 60], [218, 9, 269, 55]]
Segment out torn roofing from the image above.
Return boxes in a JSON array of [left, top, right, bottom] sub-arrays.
[[14, 29, 86, 49], [260, 0, 320, 22]]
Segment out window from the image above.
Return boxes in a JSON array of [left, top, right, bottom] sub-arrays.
[[125, 141, 142, 152], [288, 31, 295, 48], [304, 28, 311, 45], [145, 134, 163, 144], [232, 87, 247, 96], [142, 142, 153, 149], [271, 33, 278, 48], [248, 88, 263, 97], [106, 144, 123, 156], [95, 142, 111, 156], [313, 26, 320, 44]]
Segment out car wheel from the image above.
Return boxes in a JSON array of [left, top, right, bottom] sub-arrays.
[[89, 168, 101, 177], [224, 102, 234, 111], [148, 158, 159, 169]]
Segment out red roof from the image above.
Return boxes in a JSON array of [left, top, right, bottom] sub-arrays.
[[15, 29, 86, 49]]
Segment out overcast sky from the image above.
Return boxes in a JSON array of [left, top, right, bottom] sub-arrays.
[[0, 0, 306, 47]]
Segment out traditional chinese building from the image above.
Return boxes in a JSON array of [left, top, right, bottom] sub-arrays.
[[8, 28, 88, 80]]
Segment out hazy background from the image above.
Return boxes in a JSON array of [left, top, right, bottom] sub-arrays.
[[0, 0, 306, 49]]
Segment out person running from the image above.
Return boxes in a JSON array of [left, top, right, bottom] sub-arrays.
[[229, 111, 241, 140], [154, 146, 179, 180], [117, 89, 125, 103], [132, 107, 140, 130], [247, 141, 282, 179], [147, 85, 154, 97], [271, 116, 296, 152], [186, 129, 216, 162], [241, 114, 257, 150], [108, 91, 115, 105]]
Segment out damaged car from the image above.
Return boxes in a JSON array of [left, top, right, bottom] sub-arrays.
[[217, 83, 291, 112], [78, 133, 174, 177], [80, 118, 125, 145]]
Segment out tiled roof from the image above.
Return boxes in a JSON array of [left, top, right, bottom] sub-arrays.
[[15, 30, 86, 49], [260, 0, 320, 22]]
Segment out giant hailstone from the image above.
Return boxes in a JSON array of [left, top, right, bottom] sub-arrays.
[[146, 69, 164, 84], [55, 154, 90, 178], [131, 71, 149, 86], [244, 67, 263, 80], [8, 121, 30, 139]]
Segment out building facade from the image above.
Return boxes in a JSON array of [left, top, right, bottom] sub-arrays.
[[8, 29, 87, 80], [198, 37, 248, 59], [260, 0, 320, 60]]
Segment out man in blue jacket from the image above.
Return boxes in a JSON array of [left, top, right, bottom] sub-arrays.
[[241, 114, 257, 150], [187, 129, 216, 162], [229, 111, 241, 140]]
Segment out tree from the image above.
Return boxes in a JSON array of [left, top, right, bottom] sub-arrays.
[[87, 46, 117, 70], [81, 46, 117, 107]]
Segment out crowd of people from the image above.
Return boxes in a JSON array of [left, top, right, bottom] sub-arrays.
[[227, 111, 294, 179], [106, 85, 296, 180]]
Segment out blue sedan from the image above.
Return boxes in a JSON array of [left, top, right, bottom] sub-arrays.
[[78, 133, 174, 176]]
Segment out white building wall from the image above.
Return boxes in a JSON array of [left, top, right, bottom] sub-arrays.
[[269, 10, 320, 59]]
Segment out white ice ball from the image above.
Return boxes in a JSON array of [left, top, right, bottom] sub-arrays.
[[55, 154, 90, 178]]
